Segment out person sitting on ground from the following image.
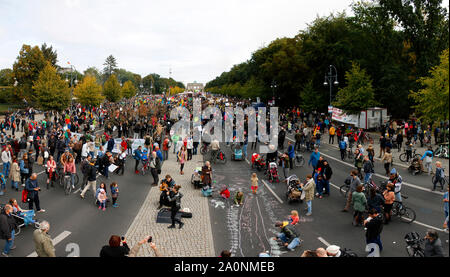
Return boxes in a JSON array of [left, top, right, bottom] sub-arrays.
[[273, 221, 301, 252], [289, 210, 299, 225], [158, 175, 175, 209], [220, 185, 230, 199], [234, 191, 244, 206]]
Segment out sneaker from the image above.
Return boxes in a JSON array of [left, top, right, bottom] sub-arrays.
[[1, 252, 9, 257], [306, 212, 312, 216], [179, 222, 184, 229], [168, 225, 176, 229], [21, 184, 25, 187], [102, 207, 106, 211], [98, 206, 101, 210], [37, 209, 45, 213], [10, 246, 16, 250]]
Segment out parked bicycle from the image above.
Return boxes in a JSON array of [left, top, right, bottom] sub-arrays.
[[399, 148, 422, 162], [405, 232, 425, 257], [434, 143, 449, 159]]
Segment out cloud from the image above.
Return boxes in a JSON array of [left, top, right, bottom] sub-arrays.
[[0, 0, 353, 85]]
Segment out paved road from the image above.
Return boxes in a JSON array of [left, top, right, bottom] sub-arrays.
[[207, 137, 449, 257]]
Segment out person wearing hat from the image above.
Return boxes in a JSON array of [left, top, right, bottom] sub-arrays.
[[326, 245, 341, 257], [272, 221, 301, 251], [388, 168, 403, 203]]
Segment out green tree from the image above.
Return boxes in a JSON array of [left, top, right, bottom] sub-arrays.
[[121, 80, 137, 98], [74, 75, 104, 107], [12, 44, 47, 103], [32, 63, 70, 111], [103, 55, 118, 79], [103, 74, 122, 102], [410, 48, 449, 123], [0, 69, 13, 86], [333, 62, 377, 116], [84, 67, 101, 82], [299, 80, 324, 112], [41, 43, 58, 67]]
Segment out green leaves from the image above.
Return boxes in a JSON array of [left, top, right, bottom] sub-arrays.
[[121, 80, 137, 99], [333, 62, 377, 115], [103, 74, 122, 102], [32, 63, 70, 111], [74, 75, 104, 107], [410, 48, 449, 123]]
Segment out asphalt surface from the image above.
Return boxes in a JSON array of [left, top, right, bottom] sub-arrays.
[[1, 156, 154, 257], [208, 136, 449, 257]]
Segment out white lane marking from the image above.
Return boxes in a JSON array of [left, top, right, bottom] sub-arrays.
[[318, 237, 331, 247], [36, 170, 45, 176], [260, 179, 284, 204], [27, 230, 71, 257]]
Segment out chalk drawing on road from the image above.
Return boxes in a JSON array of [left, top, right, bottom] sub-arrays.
[[210, 199, 226, 209]]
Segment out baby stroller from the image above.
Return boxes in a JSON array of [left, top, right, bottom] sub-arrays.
[[251, 153, 266, 171], [191, 167, 203, 189], [0, 204, 40, 236], [267, 162, 280, 183], [285, 175, 303, 203], [408, 157, 423, 175]]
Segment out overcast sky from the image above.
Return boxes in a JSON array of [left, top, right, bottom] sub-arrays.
[[0, 0, 353, 85]]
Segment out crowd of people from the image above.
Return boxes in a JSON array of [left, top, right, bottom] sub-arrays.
[[0, 94, 447, 257]]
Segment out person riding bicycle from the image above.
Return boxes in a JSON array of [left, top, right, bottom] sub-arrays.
[[63, 156, 76, 189], [60, 148, 73, 167], [389, 168, 403, 204], [210, 138, 220, 164]]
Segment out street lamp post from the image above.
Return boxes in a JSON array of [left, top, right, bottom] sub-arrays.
[[65, 64, 77, 110], [270, 81, 277, 105], [323, 65, 339, 108]]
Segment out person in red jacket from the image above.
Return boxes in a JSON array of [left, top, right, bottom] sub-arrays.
[[220, 185, 230, 199], [120, 137, 127, 151]]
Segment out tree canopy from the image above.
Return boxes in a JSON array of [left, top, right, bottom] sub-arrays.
[[103, 74, 122, 102], [74, 75, 104, 107], [32, 63, 70, 111]]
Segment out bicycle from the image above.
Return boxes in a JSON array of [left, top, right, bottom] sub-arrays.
[[399, 148, 422, 162], [405, 232, 425, 257], [434, 143, 449, 159], [216, 150, 227, 164], [391, 196, 416, 223], [200, 143, 209, 155], [62, 173, 78, 195], [293, 152, 305, 167]]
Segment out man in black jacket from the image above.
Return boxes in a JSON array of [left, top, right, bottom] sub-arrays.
[[80, 160, 97, 199], [0, 205, 17, 257], [424, 230, 444, 257], [321, 160, 333, 196], [274, 221, 301, 251], [364, 209, 383, 253]]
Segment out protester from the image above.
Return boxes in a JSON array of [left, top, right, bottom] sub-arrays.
[[0, 204, 17, 257]]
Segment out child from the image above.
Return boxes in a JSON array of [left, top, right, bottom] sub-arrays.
[[251, 173, 258, 194], [201, 185, 213, 197], [289, 210, 299, 225], [220, 185, 230, 199], [110, 182, 119, 208], [234, 191, 244, 206], [97, 188, 107, 211]]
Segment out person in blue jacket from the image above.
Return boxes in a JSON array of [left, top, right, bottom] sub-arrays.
[[308, 147, 321, 175], [421, 146, 434, 175], [287, 141, 295, 170], [133, 146, 143, 174], [339, 140, 347, 161]]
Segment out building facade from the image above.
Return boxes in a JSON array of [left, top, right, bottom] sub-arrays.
[[186, 81, 204, 92]]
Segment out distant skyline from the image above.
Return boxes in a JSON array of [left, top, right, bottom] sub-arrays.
[[1, 0, 354, 85]]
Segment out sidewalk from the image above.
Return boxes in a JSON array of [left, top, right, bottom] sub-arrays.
[[124, 151, 215, 257]]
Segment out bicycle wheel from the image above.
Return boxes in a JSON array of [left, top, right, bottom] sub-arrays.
[[399, 153, 407, 162], [340, 184, 349, 198], [399, 206, 416, 223], [200, 147, 208, 155], [64, 177, 71, 195]]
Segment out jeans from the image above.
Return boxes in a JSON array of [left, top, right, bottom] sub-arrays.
[[306, 200, 312, 213], [315, 180, 323, 196], [277, 233, 301, 250], [364, 173, 373, 184], [11, 180, 18, 190], [424, 161, 432, 175], [2, 162, 10, 178], [316, 139, 320, 147], [329, 135, 335, 144], [3, 229, 15, 254], [163, 150, 169, 161], [432, 177, 444, 190], [243, 144, 248, 158], [395, 192, 402, 203], [99, 200, 106, 209], [323, 179, 330, 194]]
